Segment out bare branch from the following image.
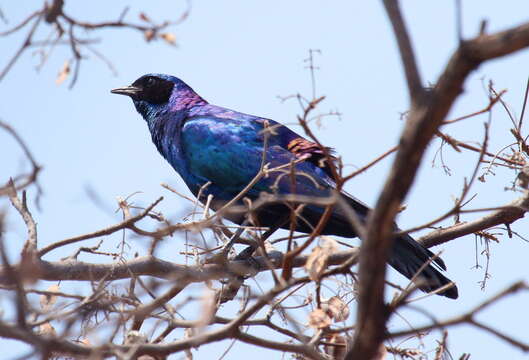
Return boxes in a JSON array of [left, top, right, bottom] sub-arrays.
[[6, 180, 38, 256], [419, 190, 529, 248], [436, 130, 524, 167], [0, 2, 190, 86], [2, 247, 361, 285], [0, 13, 42, 82], [348, 13, 529, 360], [0, 119, 42, 197], [389, 281, 529, 352], [38, 197, 163, 257], [382, 0, 424, 102]]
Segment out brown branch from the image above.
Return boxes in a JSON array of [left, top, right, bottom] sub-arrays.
[[348, 1, 425, 357], [435, 130, 524, 167], [0, 321, 91, 356], [419, 190, 529, 248], [348, 11, 529, 360], [0, 189, 525, 357], [39, 191, 341, 260], [0, 4, 190, 86], [44, 0, 63, 23], [60, 11, 185, 32], [343, 145, 398, 181], [0, 276, 319, 358], [0, 119, 42, 197], [236, 331, 326, 360], [0, 214, 29, 331], [1, 247, 360, 285], [398, 121, 491, 236], [442, 89, 506, 124], [38, 197, 163, 257], [6, 180, 38, 255], [388, 281, 529, 352], [0, 13, 42, 82], [511, 128, 529, 157], [382, 0, 424, 102], [281, 204, 334, 280], [470, 319, 529, 352], [130, 281, 190, 331], [0, 10, 41, 36]]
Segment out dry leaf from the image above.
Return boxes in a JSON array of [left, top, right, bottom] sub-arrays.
[[39, 322, 56, 336], [184, 327, 196, 340], [160, 32, 177, 46], [196, 289, 217, 331], [305, 237, 339, 281], [308, 308, 331, 329], [305, 246, 326, 281], [40, 284, 60, 311], [320, 236, 339, 252], [138, 12, 151, 23], [144, 29, 155, 42], [55, 60, 70, 85], [184, 327, 199, 353], [125, 330, 147, 345], [165, 303, 175, 315], [323, 296, 349, 322]]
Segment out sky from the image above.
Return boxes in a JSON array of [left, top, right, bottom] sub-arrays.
[[1, 1, 529, 359]]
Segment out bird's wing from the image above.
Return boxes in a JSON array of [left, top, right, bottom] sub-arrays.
[[181, 115, 373, 215], [255, 118, 339, 179], [181, 116, 337, 197], [256, 118, 373, 217], [180, 115, 373, 231], [180, 115, 365, 238]]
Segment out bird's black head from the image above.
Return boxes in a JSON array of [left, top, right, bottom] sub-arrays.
[[112, 74, 206, 123], [111, 74, 175, 105]]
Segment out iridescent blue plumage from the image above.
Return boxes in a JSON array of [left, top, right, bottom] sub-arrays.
[[111, 74, 458, 299]]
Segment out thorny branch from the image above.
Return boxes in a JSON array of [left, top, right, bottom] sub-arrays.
[[0, 146, 528, 359], [0, 120, 42, 199], [348, 1, 529, 359], [388, 281, 529, 353], [0, 0, 190, 87]]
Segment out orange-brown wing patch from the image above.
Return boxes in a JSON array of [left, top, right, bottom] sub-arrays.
[[287, 137, 337, 178]]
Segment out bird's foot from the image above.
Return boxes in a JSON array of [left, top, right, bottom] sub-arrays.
[[204, 242, 235, 265]]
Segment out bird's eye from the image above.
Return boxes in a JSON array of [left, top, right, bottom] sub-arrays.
[[145, 77, 156, 87], [128, 75, 174, 104]]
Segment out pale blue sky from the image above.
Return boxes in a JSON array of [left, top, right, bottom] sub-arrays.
[[1, 1, 529, 359]]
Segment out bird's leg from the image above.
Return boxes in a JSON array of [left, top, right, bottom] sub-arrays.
[[236, 215, 290, 260], [219, 219, 250, 257], [205, 220, 250, 265], [208, 216, 289, 265]]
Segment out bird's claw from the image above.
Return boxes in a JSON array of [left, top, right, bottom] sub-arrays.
[[204, 243, 235, 265]]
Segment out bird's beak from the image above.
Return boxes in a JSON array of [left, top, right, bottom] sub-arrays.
[[110, 85, 142, 98]]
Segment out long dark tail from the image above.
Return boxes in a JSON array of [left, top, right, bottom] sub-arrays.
[[252, 196, 459, 299], [389, 233, 458, 299]]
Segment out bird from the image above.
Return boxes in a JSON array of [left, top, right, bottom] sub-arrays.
[[111, 73, 458, 299]]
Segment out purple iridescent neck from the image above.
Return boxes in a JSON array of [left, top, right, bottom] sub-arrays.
[[132, 80, 207, 122], [169, 85, 208, 112]]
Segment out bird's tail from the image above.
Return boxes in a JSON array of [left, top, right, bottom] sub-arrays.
[[388, 233, 458, 299]]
